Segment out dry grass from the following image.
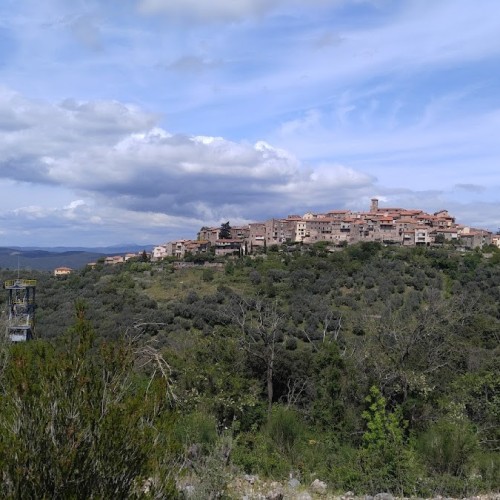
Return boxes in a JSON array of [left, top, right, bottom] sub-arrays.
[[143, 266, 255, 303]]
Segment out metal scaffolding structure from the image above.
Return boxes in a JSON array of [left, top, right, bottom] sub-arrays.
[[3, 279, 37, 342]]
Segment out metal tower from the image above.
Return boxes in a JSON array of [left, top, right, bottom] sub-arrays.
[[3, 278, 37, 342]]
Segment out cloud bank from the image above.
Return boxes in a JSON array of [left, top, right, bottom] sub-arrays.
[[0, 88, 376, 245]]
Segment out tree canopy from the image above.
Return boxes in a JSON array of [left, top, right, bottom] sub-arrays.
[[219, 221, 232, 239]]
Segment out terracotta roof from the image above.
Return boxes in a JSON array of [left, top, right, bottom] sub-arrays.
[[306, 218, 333, 223]]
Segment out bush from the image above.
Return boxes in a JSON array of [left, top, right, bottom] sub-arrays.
[[232, 431, 290, 478], [249, 269, 261, 285], [416, 418, 478, 477], [173, 411, 218, 453], [473, 451, 500, 492], [267, 405, 305, 455], [0, 306, 176, 498], [202, 268, 214, 282], [231, 406, 307, 479], [358, 387, 421, 495]]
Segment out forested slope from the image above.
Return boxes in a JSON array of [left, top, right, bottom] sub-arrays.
[[0, 243, 498, 497]]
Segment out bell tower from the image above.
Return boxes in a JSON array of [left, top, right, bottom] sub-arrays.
[[370, 198, 379, 213]]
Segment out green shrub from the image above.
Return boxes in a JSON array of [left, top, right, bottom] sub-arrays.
[[267, 405, 305, 454], [231, 406, 306, 478], [174, 411, 218, 453], [472, 450, 500, 491], [416, 418, 478, 477], [232, 431, 290, 478], [357, 386, 421, 495], [0, 306, 176, 498], [202, 268, 214, 282]]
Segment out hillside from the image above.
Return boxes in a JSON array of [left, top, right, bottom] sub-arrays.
[[0, 243, 498, 497], [0, 247, 105, 271], [0, 244, 153, 271]]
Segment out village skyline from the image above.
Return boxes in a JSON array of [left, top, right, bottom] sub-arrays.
[[153, 198, 499, 260]]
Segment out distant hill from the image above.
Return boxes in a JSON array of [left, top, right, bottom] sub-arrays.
[[0, 247, 105, 271], [12, 244, 154, 254], [0, 244, 155, 271]]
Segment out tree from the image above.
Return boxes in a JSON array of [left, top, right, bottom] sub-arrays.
[[228, 296, 283, 414], [357, 386, 420, 495], [361, 289, 475, 406], [219, 221, 232, 240], [434, 234, 445, 245], [311, 342, 346, 428]]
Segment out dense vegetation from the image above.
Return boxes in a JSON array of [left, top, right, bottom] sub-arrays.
[[0, 243, 499, 497]]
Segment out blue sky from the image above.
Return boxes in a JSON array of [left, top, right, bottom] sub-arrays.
[[0, 0, 499, 246]]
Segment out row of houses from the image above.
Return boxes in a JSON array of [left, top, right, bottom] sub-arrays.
[[54, 251, 148, 276], [152, 238, 246, 260], [152, 199, 497, 260], [88, 252, 150, 268]]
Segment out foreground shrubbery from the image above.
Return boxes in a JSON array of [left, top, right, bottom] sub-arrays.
[[0, 304, 179, 498]]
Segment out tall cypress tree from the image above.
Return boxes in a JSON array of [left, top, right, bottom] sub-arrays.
[[219, 221, 232, 239]]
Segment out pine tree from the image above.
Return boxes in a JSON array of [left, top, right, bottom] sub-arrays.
[[219, 221, 232, 239]]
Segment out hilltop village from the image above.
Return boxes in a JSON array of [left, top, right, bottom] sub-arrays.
[[152, 198, 498, 260]]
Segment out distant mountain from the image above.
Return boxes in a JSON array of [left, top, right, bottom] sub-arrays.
[[13, 244, 154, 254], [0, 247, 105, 271], [0, 244, 155, 271]]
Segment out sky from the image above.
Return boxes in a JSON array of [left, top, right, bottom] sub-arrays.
[[0, 0, 499, 247]]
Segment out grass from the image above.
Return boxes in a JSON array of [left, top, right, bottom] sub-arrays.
[[142, 264, 257, 303]]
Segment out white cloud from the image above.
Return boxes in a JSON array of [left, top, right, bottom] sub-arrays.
[[273, 97, 500, 194], [165, 55, 223, 73], [279, 110, 321, 136], [65, 200, 86, 210], [12, 206, 46, 219], [137, 0, 336, 21]]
